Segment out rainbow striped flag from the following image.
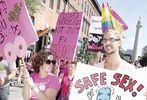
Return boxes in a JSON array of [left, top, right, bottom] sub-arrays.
[[102, 2, 128, 33]]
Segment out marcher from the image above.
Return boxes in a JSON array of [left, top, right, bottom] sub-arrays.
[[16, 57, 24, 86], [22, 51, 60, 100], [95, 29, 135, 71], [0, 54, 17, 100], [25, 53, 36, 74], [58, 61, 76, 100], [94, 29, 147, 99], [58, 60, 68, 82]]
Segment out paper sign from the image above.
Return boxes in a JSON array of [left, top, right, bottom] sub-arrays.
[[89, 16, 102, 34], [50, 12, 83, 60], [0, 0, 38, 59], [69, 63, 147, 100], [87, 33, 103, 52], [87, 16, 103, 51]]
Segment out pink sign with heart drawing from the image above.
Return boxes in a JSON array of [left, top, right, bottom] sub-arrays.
[[0, 0, 38, 60]]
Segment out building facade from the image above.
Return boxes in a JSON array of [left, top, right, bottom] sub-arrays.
[[32, 0, 101, 51]]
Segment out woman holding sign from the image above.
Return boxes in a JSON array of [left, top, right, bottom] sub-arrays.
[[22, 51, 60, 100]]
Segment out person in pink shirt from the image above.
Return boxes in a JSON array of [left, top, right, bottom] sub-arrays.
[[58, 60, 68, 82], [58, 61, 76, 100], [25, 53, 36, 74], [22, 51, 60, 100]]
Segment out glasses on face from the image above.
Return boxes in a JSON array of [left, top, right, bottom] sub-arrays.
[[103, 38, 120, 43], [46, 59, 56, 65]]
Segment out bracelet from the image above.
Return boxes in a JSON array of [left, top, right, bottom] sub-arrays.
[[23, 75, 29, 79], [30, 85, 39, 93], [30, 85, 36, 90]]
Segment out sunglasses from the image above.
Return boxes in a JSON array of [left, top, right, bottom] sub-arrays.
[[46, 59, 56, 65]]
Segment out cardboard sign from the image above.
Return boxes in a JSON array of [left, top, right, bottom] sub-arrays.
[[0, 0, 38, 60], [87, 16, 103, 51], [50, 12, 83, 60], [69, 63, 147, 100]]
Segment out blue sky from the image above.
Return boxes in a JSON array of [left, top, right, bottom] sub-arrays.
[[98, 0, 147, 56]]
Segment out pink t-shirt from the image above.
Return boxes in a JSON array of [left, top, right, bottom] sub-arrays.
[[30, 73, 60, 100], [59, 72, 73, 100], [59, 65, 68, 75]]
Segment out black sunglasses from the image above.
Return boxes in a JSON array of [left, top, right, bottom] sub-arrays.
[[46, 59, 56, 65]]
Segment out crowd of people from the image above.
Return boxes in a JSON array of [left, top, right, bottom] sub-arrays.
[[0, 29, 147, 100]]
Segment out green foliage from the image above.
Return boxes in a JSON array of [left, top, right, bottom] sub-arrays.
[[76, 47, 97, 64], [84, 51, 98, 64], [139, 53, 147, 67], [25, 0, 40, 15], [119, 49, 124, 59]]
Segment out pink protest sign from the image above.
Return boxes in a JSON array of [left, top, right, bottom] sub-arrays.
[[0, 0, 38, 60], [50, 12, 83, 60]]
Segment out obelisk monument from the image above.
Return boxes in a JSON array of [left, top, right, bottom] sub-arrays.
[[132, 17, 142, 61]]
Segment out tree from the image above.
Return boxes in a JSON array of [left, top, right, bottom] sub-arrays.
[[139, 53, 147, 67], [119, 49, 124, 59], [25, 0, 40, 16]]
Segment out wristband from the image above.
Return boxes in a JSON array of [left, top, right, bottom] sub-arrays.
[[23, 75, 29, 79], [30, 85, 36, 90], [30, 85, 39, 93]]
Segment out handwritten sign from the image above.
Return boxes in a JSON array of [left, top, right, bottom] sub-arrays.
[[69, 63, 147, 100], [0, 0, 38, 59], [87, 16, 103, 52], [50, 12, 83, 60], [87, 33, 103, 52], [89, 16, 102, 34]]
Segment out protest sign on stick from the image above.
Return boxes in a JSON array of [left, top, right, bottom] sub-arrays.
[[50, 12, 83, 60], [0, 0, 38, 62]]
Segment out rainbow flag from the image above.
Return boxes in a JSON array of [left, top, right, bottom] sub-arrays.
[[102, 2, 128, 33]]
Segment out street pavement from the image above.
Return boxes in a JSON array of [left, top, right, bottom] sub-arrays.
[[9, 86, 23, 100]]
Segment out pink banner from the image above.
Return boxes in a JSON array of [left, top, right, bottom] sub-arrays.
[[0, 0, 38, 59], [50, 12, 83, 60]]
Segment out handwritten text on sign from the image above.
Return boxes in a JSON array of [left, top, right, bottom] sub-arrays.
[[50, 12, 83, 60], [87, 33, 103, 52], [0, 0, 38, 58], [75, 72, 144, 97], [0, 1, 21, 45], [69, 63, 146, 100]]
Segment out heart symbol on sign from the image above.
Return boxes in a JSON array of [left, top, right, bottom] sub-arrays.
[[8, 2, 22, 22]]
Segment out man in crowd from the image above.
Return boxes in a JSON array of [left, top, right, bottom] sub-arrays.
[[0, 53, 17, 100], [95, 29, 135, 71]]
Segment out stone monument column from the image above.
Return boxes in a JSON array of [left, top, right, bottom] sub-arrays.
[[132, 17, 142, 61]]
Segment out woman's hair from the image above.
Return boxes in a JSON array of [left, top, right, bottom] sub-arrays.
[[32, 51, 50, 73]]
